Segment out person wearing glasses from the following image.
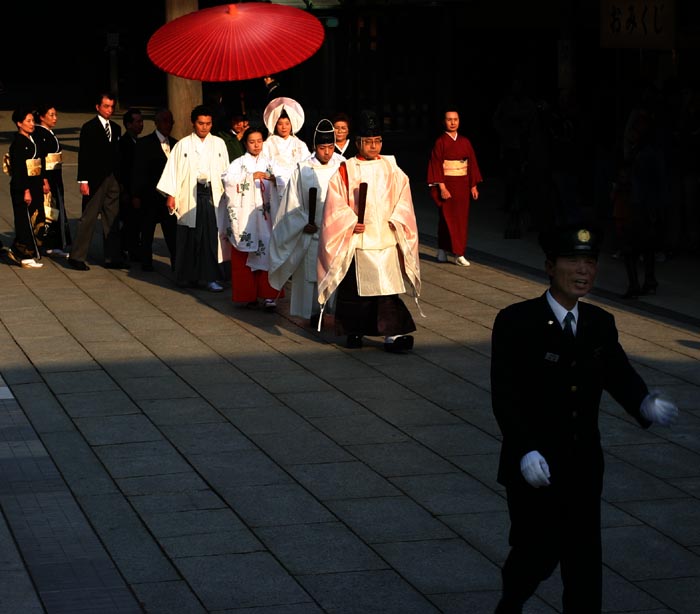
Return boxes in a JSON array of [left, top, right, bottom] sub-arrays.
[[317, 110, 421, 353]]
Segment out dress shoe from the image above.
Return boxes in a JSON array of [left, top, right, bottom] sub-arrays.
[[384, 335, 414, 353], [346, 335, 363, 349], [455, 255, 470, 267], [436, 248, 447, 263], [104, 261, 130, 270], [207, 281, 224, 292], [68, 258, 90, 271], [263, 298, 277, 311], [21, 258, 44, 269]]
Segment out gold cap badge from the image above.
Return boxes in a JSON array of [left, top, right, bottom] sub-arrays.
[[577, 229, 591, 243]]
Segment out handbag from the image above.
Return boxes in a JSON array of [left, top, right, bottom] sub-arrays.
[[43, 192, 60, 222]]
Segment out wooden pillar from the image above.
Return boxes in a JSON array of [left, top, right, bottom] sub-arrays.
[[165, 0, 202, 139]]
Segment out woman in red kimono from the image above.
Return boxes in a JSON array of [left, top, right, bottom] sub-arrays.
[[427, 108, 482, 266]]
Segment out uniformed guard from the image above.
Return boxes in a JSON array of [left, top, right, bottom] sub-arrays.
[[490, 223, 679, 614]]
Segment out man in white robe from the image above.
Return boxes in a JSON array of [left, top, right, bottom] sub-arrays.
[[317, 110, 421, 353], [269, 119, 345, 323], [157, 104, 230, 291]]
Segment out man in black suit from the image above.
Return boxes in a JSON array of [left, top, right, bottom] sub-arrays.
[[118, 107, 144, 263], [69, 92, 125, 270], [491, 224, 679, 614], [131, 108, 177, 272]]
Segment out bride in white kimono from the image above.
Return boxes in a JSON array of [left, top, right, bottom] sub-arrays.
[[262, 97, 310, 214], [221, 127, 281, 310]]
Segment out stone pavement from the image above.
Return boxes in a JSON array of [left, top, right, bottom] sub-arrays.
[[1, 109, 699, 613]]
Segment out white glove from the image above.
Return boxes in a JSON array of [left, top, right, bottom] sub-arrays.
[[640, 391, 679, 426], [520, 450, 551, 488]]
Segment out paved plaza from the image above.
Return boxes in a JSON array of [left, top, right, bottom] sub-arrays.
[[1, 110, 699, 613]]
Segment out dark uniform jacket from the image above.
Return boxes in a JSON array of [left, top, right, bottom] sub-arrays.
[[491, 293, 650, 488]]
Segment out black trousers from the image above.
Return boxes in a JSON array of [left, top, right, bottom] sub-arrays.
[[499, 468, 603, 614], [140, 200, 177, 269]]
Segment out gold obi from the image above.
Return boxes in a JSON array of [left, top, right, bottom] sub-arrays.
[[26, 158, 42, 177], [45, 152, 63, 171], [443, 159, 468, 177]]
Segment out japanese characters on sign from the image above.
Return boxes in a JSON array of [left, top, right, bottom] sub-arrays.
[[600, 0, 675, 49]]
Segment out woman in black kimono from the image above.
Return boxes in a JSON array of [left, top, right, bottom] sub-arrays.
[[6, 106, 45, 268], [34, 103, 71, 256]]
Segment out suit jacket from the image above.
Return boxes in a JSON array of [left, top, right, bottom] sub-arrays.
[[132, 131, 177, 210], [77, 116, 121, 189], [118, 134, 138, 194], [490, 293, 650, 488]]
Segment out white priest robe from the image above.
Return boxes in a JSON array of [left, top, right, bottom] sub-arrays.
[[317, 155, 421, 307], [269, 152, 345, 318]]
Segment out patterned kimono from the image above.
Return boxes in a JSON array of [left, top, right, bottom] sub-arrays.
[[221, 151, 281, 303]]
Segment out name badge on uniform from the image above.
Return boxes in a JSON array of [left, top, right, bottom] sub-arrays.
[[544, 352, 560, 362]]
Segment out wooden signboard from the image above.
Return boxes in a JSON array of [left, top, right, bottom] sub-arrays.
[[600, 0, 675, 49]]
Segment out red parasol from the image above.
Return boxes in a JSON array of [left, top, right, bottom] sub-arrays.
[[147, 3, 325, 82]]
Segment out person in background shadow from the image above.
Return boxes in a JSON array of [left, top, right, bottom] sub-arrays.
[[69, 91, 125, 271], [132, 108, 178, 272], [156, 104, 230, 292], [118, 107, 144, 263], [491, 223, 678, 614], [218, 112, 248, 163], [263, 75, 283, 101], [493, 77, 536, 215], [34, 102, 71, 257], [613, 105, 668, 299]]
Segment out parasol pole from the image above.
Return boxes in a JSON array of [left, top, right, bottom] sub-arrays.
[[357, 182, 368, 223]]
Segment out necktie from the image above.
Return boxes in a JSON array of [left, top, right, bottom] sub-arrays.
[[104, 122, 111, 141], [563, 312, 575, 340], [161, 139, 170, 157]]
